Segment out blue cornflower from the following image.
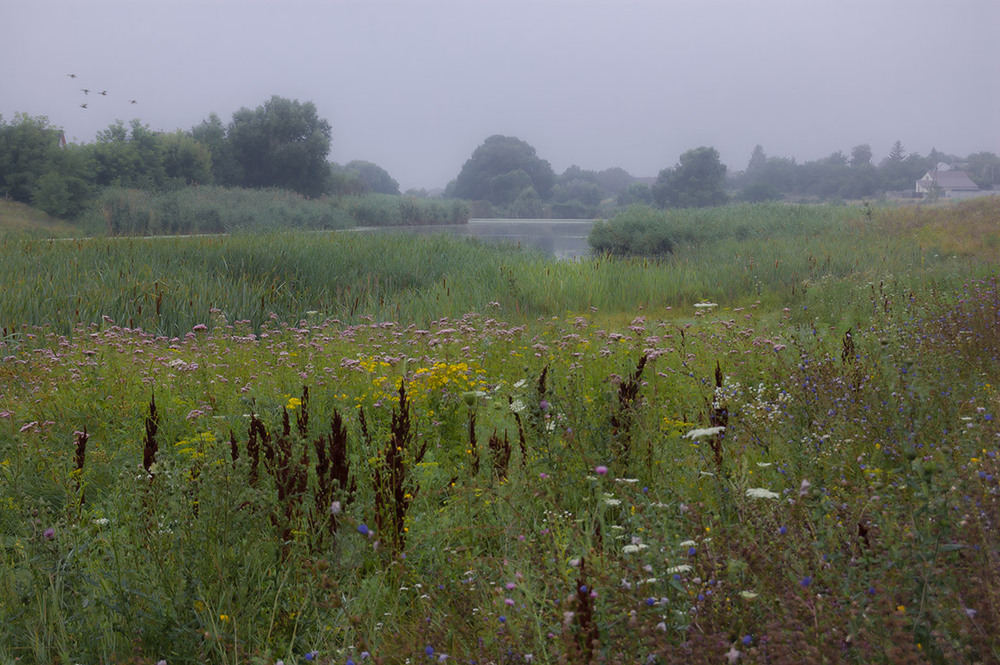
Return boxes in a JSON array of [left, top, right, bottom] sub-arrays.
[[357, 523, 370, 536], [800, 576, 812, 587], [742, 635, 752, 645]]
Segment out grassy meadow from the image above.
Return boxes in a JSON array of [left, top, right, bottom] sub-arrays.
[[1, 199, 999, 664]]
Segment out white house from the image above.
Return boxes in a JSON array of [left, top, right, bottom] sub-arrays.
[[915, 164, 980, 199]]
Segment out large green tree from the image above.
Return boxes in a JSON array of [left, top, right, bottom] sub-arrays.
[[225, 96, 332, 197], [89, 119, 167, 189], [0, 113, 64, 202], [339, 160, 400, 195], [448, 135, 555, 205], [652, 146, 728, 208]]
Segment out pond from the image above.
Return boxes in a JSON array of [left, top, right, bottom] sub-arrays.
[[360, 218, 597, 259]]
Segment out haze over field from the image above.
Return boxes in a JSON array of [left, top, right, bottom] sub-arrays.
[[3, 0, 998, 191]]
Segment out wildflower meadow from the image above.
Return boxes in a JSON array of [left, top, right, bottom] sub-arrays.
[[2, 199, 999, 664]]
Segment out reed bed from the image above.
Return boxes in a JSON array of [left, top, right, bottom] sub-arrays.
[[75, 187, 470, 236], [2, 200, 989, 339]]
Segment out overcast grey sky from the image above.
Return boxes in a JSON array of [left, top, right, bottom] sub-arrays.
[[3, 0, 998, 191]]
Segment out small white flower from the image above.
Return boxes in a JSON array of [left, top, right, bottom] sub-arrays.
[[622, 545, 643, 554], [666, 564, 692, 574], [509, 399, 526, 413], [693, 302, 718, 308], [683, 426, 725, 440], [679, 540, 697, 547], [739, 590, 758, 599], [604, 498, 622, 506], [756, 462, 772, 468], [513, 379, 527, 389], [745, 487, 780, 500]]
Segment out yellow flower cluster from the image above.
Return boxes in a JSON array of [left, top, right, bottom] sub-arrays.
[[174, 431, 216, 460], [405, 361, 487, 403]]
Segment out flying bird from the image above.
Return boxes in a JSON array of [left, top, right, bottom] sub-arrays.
[[99, 90, 108, 96], [67, 73, 77, 78], [81, 88, 90, 94], [79, 103, 88, 109], [129, 99, 138, 104]]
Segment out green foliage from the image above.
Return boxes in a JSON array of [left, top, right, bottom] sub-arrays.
[[225, 96, 332, 197], [589, 205, 675, 257], [739, 181, 781, 204], [652, 146, 728, 208], [0, 113, 64, 202], [337, 160, 400, 195], [551, 165, 603, 218], [90, 119, 169, 189], [616, 182, 652, 206], [30, 144, 94, 218], [448, 135, 555, 204], [158, 131, 213, 188], [590, 202, 860, 259], [190, 112, 241, 186]]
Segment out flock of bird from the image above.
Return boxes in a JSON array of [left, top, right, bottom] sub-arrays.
[[67, 73, 137, 109]]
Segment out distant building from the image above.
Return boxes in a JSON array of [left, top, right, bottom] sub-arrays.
[[916, 164, 981, 199]]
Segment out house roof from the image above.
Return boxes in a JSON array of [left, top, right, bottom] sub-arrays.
[[918, 169, 979, 191]]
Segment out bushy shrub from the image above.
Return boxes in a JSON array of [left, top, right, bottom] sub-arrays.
[[589, 205, 675, 257]]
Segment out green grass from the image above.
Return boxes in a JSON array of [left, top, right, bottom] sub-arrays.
[[0, 199, 80, 238], [2, 200, 1000, 664]]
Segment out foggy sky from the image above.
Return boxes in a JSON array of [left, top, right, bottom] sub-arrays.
[[3, 0, 998, 191]]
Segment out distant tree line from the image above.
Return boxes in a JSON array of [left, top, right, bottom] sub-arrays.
[[733, 142, 1000, 203], [0, 97, 406, 220], [443, 135, 635, 219], [4, 99, 998, 222]]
